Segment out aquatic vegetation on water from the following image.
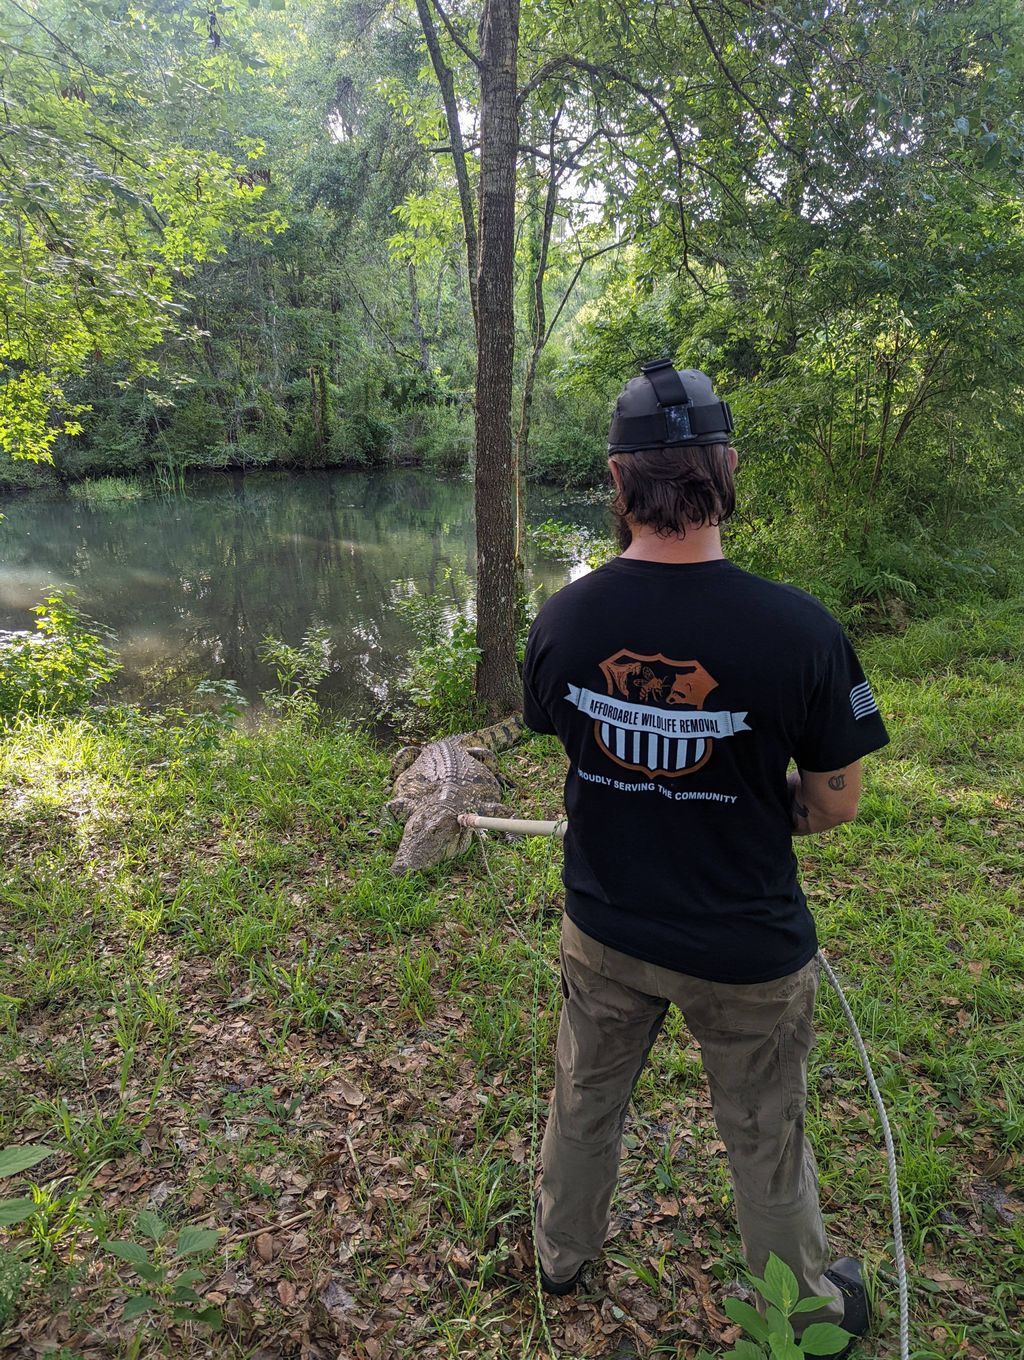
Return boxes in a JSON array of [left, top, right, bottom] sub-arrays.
[[67, 476, 150, 505]]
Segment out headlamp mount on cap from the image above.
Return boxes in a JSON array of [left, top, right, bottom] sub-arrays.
[[607, 358, 734, 452]]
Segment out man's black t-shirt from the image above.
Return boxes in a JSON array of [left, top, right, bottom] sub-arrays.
[[522, 557, 889, 983]]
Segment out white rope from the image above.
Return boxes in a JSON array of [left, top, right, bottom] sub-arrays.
[[468, 819, 561, 1359], [462, 810, 911, 1360], [816, 950, 910, 1360]]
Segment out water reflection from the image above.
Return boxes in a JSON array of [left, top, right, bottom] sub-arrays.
[[0, 469, 607, 718]]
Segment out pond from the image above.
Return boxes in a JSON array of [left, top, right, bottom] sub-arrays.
[[0, 469, 607, 720]]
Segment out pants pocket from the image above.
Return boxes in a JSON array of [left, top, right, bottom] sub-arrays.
[[779, 1020, 809, 1122]]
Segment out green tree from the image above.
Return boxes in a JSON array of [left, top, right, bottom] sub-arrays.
[[0, 0, 285, 461]]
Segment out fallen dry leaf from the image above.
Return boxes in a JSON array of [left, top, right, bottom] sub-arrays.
[[319, 1278, 356, 1322], [335, 1077, 365, 1107]]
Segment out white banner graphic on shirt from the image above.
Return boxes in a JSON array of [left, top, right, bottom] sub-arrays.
[[569, 651, 753, 779], [565, 686, 750, 739]]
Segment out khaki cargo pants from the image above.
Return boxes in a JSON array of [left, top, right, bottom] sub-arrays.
[[535, 913, 844, 1325]]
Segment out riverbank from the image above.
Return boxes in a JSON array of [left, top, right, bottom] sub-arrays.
[[5, 458, 1022, 643], [0, 470, 606, 720], [1, 596, 1022, 1357]]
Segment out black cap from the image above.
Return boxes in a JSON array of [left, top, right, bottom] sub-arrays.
[[608, 359, 734, 452]]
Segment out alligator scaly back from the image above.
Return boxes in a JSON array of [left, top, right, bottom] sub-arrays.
[[387, 715, 522, 873]]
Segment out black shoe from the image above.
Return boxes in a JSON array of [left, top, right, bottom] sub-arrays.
[[532, 1192, 587, 1296], [538, 1259, 585, 1296], [822, 1257, 870, 1357]]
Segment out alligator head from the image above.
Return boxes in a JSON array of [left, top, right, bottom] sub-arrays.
[[390, 804, 473, 874]]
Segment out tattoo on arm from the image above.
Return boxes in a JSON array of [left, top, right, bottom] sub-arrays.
[[827, 773, 847, 791]]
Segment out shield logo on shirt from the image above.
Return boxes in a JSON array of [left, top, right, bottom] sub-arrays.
[[596, 651, 719, 777]]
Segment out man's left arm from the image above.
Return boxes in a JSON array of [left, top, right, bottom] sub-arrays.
[[788, 762, 862, 835], [792, 628, 889, 798]]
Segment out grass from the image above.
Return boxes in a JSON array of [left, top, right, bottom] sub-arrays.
[[0, 599, 1022, 1357], [65, 475, 151, 505]]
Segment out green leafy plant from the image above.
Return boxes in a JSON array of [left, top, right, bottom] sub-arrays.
[[393, 573, 483, 735], [103, 1211, 222, 1342], [0, 593, 120, 720], [527, 517, 613, 567], [259, 625, 334, 715], [188, 678, 249, 746], [0, 1245, 30, 1329], [0, 1143, 54, 1226], [720, 1253, 853, 1359]]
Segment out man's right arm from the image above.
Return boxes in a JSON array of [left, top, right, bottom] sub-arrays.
[[788, 763, 862, 835], [521, 620, 558, 735]]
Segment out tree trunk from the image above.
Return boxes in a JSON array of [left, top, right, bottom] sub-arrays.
[[474, 0, 522, 718], [516, 104, 561, 561], [309, 364, 328, 465], [414, 0, 480, 335]]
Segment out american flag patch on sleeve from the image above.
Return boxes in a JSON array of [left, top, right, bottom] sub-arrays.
[[850, 681, 879, 719]]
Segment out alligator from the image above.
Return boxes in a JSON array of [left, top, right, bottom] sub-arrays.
[[387, 716, 522, 873]]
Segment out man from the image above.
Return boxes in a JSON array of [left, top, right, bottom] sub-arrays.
[[521, 360, 889, 1355]]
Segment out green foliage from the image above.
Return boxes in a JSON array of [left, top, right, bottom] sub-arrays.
[[67, 477, 149, 506], [204, 437, 271, 470], [0, 594, 120, 721], [287, 411, 319, 467], [158, 398, 226, 469], [394, 575, 483, 735], [0, 453, 57, 496], [103, 1212, 222, 1334], [721, 1254, 853, 1359], [329, 411, 395, 469], [259, 626, 335, 716], [0, 1144, 54, 1229], [0, 1246, 30, 1329], [55, 405, 150, 480], [0, 0, 284, 461], [187, 679, 250, 747], [528, 517, 616, 570], [525, 380, 610, 488], [407, 404, 472, 474]]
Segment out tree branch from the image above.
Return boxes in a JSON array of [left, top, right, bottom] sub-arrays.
[[685, 0, 795, 157], [544, 238, 630, 345], [427, 0, 483, 70], [413, 0, 479, 334]]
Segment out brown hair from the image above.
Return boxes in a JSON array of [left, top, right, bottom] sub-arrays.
[[609, 443, 735, 549]]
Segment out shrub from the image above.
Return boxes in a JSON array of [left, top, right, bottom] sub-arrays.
[[0, 594, 121, 720], [259, 626, 335, 718], [157, 396, 225, 469], [407, 405, 473, 474], [330, 411, 395, 469], [208, 436, 278, 470], [393, 575, 482, 735], [526, 380, 609, 487], [0, 455, 55, 495], [55, 410, 148, 479]]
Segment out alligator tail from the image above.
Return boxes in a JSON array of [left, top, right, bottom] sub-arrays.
[[461, 713, 524, 752]]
